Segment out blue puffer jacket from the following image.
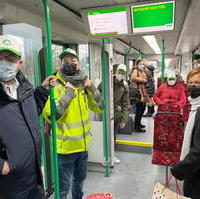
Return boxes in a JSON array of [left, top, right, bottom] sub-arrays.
[[0, 71, 49, 199]]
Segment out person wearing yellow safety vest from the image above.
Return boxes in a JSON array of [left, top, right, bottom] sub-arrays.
[[43, 48, 104, 199]]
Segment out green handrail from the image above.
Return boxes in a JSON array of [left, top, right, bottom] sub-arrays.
[[102, 38, 110, 177], [161, 39, 165, 84], [42, 0, 60, 198]]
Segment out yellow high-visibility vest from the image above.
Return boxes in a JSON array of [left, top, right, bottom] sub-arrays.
[[43, 72, 103, 154]]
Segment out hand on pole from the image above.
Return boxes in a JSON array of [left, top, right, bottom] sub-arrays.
[[42, 76, 57, 89]]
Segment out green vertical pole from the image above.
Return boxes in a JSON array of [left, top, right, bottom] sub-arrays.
[[102, 38, 110, 177], [138, 50, 145, 60], [42, 0, 60, 198], [161, 40, 165, 84]]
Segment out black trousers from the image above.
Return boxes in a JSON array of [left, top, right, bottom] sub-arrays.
[[135, 102, 146, 128], [114, 121, 120, 150], [114, 121, 119, 141], [147, 105, 155, 114]]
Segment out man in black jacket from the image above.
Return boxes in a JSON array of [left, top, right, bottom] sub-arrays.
[[0, 35, 56, 199]]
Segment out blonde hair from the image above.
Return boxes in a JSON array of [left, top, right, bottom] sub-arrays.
[[187, 66, 200, 82]]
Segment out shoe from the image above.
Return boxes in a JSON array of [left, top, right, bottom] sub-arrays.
[[139, 124, 145, 128], [134, 128, 146, 133], [114, 157, 121, 164]]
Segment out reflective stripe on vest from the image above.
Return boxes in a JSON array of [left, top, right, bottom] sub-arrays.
[[57, 130, 91, 141], [57, 119, 90, 130]]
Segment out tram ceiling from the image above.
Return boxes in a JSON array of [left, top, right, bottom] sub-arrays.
[[56, 0, 190, 55], [175, 0, 200, 54], [4, 0, 88, 43], [118, 0, 190, 55], [1, 0, 192, 55], [55, 0, 153, 13]]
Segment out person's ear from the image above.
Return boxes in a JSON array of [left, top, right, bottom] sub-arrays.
[[59, 60, 63, 69], [77, 61, 81, 69], [16, 60, 23, 70]]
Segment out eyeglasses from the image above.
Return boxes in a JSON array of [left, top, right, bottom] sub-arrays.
[[187, 81, 200, 86], [0, 54, 20, 63]]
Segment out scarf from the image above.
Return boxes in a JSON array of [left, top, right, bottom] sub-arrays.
[[180, 95, 200, 160], [60, 69, 86, 87]]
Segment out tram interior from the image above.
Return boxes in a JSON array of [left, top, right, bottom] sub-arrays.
[[1, 0, 200, 198]]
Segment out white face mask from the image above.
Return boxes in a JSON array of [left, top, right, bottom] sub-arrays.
[[0, 60, 18, 82], [168, 79, 176, 86], [115, 74, 125, 81], [138, 64, 145, 71]]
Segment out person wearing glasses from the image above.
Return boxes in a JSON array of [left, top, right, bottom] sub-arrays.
[[171, 66, 200, 199], [0, 35, 56, 199]]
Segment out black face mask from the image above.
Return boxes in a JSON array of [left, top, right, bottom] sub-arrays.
[[188, 85, 200, 98], [62, 62, 77, 76]]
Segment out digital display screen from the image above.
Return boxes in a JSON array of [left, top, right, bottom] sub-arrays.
[[131, 1, 175, 33], [87, 7, 128, 37]]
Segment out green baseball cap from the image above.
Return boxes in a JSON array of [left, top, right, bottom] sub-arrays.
[[0, 35, 21, 56], [117, 64, 127, 73], [59, 48, 78, 60], [167, 72, 176, 79]]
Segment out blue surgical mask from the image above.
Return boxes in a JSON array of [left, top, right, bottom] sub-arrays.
[[0, 60, 18, 82]]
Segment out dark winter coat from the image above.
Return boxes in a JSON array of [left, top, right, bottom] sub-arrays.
[[146, 66, 155, 97], [98, 78, 129, 123], [146, 77, 155, 97], [113, 78, 129, 123], [0, 71, 49, 199], [171, 107, 200, 199]]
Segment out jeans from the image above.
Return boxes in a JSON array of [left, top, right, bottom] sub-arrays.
[[58, 151, 88, 199], [135, 102, 146, 128]]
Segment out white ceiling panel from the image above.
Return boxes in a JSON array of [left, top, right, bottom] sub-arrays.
[[175, 0, 200, 54]]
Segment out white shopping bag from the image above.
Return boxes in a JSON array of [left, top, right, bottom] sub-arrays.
[[152, 183, 191, 199]]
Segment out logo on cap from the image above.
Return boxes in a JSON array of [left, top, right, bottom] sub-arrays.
[[2, 39, 11, 46]]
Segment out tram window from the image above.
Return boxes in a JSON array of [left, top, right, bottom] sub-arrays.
[[10, 35, 35, 84], [78, 44, 90, 77], [181, 52, 193, 81], [113, 53, 124, 66], [129, 60, 133, 72], [52, 44, 63, 69]]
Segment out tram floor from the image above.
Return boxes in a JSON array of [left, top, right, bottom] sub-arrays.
[[49, 151, 181, 199], [117, 115, 154, 143]]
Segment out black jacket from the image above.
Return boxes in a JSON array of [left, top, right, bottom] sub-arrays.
[[146, 77, 155, 97], [171, 107, 200, 199], [0, 71, 49, 198]]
